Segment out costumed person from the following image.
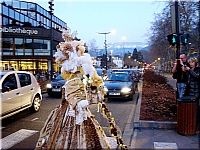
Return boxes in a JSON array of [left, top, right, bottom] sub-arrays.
[[35, 28, 127, 150]]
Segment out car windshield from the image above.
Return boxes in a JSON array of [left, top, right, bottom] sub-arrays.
[[106, 73, 130, 82], [55, 75, 64, 80]]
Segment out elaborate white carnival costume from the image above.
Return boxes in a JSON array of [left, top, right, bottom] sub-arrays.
[[35, 28, 128, 150]]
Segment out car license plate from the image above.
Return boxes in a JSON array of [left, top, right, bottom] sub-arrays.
[[52, 88, 61, 92], [109, 92, 120, 95]]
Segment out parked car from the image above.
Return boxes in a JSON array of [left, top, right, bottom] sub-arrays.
[[104, 72, 135, 100], [0, 70, 42, 120], [46, 75, 66, 97]]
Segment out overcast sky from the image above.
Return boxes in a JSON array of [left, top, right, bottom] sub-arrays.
[[29, 0, 167, 47]]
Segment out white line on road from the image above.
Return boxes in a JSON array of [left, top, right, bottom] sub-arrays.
[[31, 118, 39, 121], [154, 142, 178, 149], [0, 129, 38, 149]]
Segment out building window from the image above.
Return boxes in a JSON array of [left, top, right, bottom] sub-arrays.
[[13, 0, 20, 9], [28, 11, 36, 20], [33, 20, 37, 27], [20, 13, 25, 23], [21, 1, 27, 10], [2, 17, 9, 26], [15, 11, 20, 21], [5, 1, 12, 7], [34, 39, 50, 56], [24, 15, 29, 22], [28, 3, 36, 11], [21, 10, 27, 16], [2, 38, 14, 55], [9, 8, 14, 19], [2, 5, 9, 16], [15, 38, 24, 55], [24, 39, 33, 55]]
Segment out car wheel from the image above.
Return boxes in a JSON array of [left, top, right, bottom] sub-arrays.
[[30, 95, 41, 112]]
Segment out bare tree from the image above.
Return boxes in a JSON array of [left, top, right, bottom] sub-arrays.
[[88, 39, 98, 58], [147, 0, 199, 70]]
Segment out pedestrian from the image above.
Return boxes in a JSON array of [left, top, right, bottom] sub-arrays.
[[172, 53, 189, 98], [182, 57, 200, 103]]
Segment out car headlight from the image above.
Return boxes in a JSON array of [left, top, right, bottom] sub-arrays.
[[104, 86, 108, 92], [46, 83, 52, 88], [121, 87, 131, 93]]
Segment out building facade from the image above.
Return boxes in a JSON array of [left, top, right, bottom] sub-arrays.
[[0, 0, 67, 74]]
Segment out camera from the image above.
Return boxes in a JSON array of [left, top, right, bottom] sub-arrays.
[[184, 65, 187, 67], [176, 59, 180, 64]]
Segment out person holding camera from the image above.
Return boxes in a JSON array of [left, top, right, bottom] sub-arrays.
[[172, 53, 189, 98]]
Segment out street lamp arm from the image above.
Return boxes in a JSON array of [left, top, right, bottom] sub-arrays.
[[96, 32, 111, 35]]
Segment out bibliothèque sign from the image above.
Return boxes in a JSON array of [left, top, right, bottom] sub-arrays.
[[0, 27, 38, 35]]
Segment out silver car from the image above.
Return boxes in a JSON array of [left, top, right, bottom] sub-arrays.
[[0, 70, 42, 119]]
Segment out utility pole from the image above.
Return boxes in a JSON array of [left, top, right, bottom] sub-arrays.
[[48, 0, 54, 79]]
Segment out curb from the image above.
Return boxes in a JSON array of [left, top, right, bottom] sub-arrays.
[[134, 121, 177, 129]]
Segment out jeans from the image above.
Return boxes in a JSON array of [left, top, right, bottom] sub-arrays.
[[177, 83, 186, 98]]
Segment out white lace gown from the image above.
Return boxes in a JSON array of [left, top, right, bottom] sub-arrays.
[[35, 78, 113, 150]]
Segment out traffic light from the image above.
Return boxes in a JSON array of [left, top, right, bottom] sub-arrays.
[[181, 33, 189, 46], [48, 0, 54, 15], [167, 34, 178, 46]]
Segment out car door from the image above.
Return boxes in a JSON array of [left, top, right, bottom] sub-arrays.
[[17, 73, 33, 108], [1, 73, 21, 116]]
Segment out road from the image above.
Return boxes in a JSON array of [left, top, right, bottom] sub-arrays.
[[1, 90, 139, 149]]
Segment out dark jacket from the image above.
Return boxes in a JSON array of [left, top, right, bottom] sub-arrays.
[[173, 62, 189, 83], [184, 67, 200, 98]]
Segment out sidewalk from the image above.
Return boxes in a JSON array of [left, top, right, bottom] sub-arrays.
[[122, 73, 199, 149]]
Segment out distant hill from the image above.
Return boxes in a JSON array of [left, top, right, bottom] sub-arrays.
[[88, 42, 149, 57]]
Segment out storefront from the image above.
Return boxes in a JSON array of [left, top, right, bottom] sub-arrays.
[[0, 0, 67, 75]]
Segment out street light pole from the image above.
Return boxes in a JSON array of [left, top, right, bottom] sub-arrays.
[[121, 36, 126, 68], [97, 32, 111, 70], [48, 0, 54, 80]]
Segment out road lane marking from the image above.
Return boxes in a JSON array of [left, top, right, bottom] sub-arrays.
[[0, 129, 38, 149], [31, 118, 39, 121], [154, 142, 178, 149]]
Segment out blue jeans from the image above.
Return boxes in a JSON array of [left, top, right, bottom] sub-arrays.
[[177, 83, 186, 98]]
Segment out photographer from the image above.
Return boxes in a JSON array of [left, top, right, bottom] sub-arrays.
[[172, 53, 189, 98]]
